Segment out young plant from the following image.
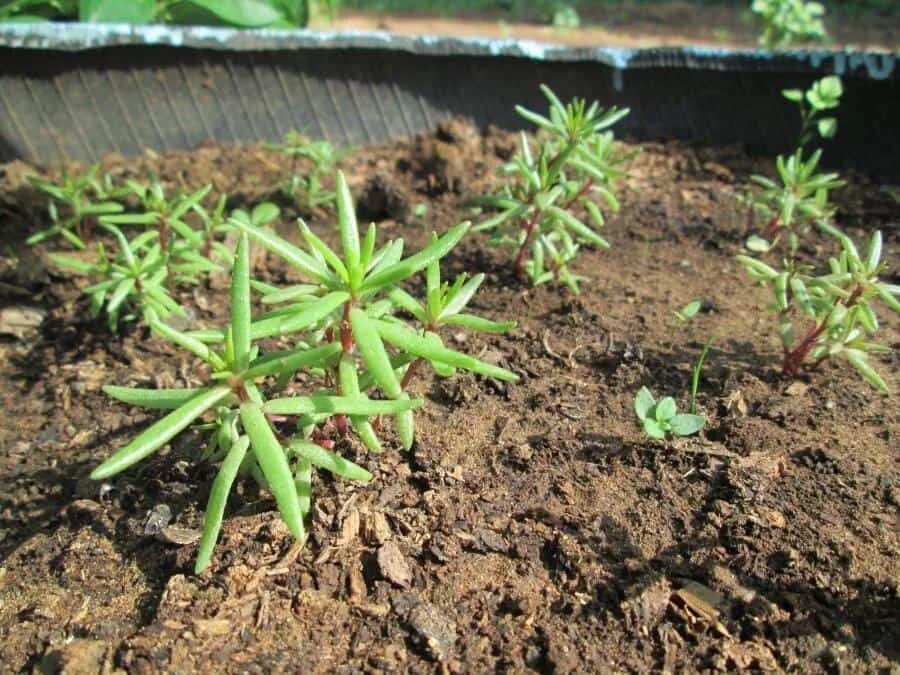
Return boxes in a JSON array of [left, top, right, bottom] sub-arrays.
[[634, 387, 706, 440], [27, 163, 125, 249], [265, 131, 346, 213], [674, 299, 702, 326], [783, 76, 843, 149], [744, 148, 843, 256], [48, 224, 186, 331], [738, 229, 899, 392], [475, 84, 630, 293], [96, 233, 418, 572], [751, 0, 828, 48], [227, 170, 519, 452]]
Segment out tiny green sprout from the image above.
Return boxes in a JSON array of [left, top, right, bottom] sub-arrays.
[[27, 163, 124, 249], [738, 228, 899, 392], [229, 170, 518, 452], [674, 299, 702, 325], [475, 84, 631, 293], [744, 148, 843, 257], [782, 76, 843, 148], [265, 131, 347, 213], [550, 4, 580, 29], [751, 0, 827, 49], [96, 233, 416, 572], [48, 224, 185, 331], [634, 386, 706, 440]]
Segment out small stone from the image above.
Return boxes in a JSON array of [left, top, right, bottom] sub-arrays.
[[785, 381, 808, 397], [408, 602, 457, 661], [143, 504, 173, 535]]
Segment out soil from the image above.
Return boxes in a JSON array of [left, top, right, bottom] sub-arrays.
[[0, 119, 898, 673], [323, 4, 900, 51]]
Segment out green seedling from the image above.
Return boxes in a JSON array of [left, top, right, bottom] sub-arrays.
[[96, 233, 416, 572], [634, 386, 706, 440], [227, 170, 518, 452], [783, 76, 843, 148], [744, 148, 843, 257], [27, 163, 124, 249], [751, 0, 827, 48], [738, 228, 899, 392], [690, 334, 715, 414], [475, 85, 631, 293], [49, 224, 186, 331], [674, 299, 702, 325], [265, 131, 347, 213]]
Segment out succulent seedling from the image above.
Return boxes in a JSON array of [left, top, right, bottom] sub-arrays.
[[783, 76, 843, 149], [265, 131, 347, 213], [475, 84, 630, 292], [738, 229, 899, 392], [96, 233, 420, 572], [226, 170, 519, 452], [27, 163, 125, 249], [634, 386, 706, 440]]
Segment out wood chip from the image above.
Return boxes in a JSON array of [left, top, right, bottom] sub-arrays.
[[377, 541, 411, 588]]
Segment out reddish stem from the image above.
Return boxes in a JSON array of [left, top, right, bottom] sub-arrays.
[[514, 209, 542, 277]]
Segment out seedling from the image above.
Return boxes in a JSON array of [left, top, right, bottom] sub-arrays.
[[27, 163, 124, 249], [751, 0, 827, 48], [215, 171, 518, 453], [96, 233, 419, 572], [738, 229, 899, 392], [265, 131, 346, 213], [634, 387, 706, 440], [744, 149, 843, 256], [48, 224, 186, 331], [674, 299, 702, 325], [475, 84, 630, 293], [783, 76, 843, 148]]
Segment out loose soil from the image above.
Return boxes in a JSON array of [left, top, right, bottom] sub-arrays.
[[0, 120, 898, 673], [324, 4, 900, 51]]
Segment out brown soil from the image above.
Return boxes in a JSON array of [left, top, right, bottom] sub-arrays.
[[323, 4, 900, 51], [0, 121, 898, 673]]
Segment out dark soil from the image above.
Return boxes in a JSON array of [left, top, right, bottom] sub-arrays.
[[0, 120, 898, 673]]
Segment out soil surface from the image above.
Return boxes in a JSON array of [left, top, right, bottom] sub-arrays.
[[323, 4, 900, 50], [0, 121, 898, 673]]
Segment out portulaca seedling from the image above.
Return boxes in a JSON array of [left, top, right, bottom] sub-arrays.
[[783, 76, 842, 148], [634, 387, 706, 440], [27, 163, 125, 249], [97, 233, 421, 572], [744, 149, 843, 256], [475, 84, 630, 293], [751, 0, 827, 48], [49, 224, 187, 331], [738, 229, 899, 392], [265, 131, 346, 213], [228, 170, 518, 451]]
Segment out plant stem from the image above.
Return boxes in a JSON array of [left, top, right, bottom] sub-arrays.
[[782, 284, 863, 376], [514, 209, 542, 277]]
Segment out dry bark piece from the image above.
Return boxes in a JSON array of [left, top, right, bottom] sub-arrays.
[[377, 541, 412, 588], [0, 306, 44, 340]]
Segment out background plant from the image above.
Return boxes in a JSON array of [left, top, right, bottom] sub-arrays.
[[475, 84, 630, 293], [751, 0, 828, 48], [738, 229, 899, 391], [265, 131, 346, 214], [27, 163, 124, 249]]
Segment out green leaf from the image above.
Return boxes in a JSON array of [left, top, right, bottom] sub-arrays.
[[166, 0, 290, 27], [92, 386, 231, 480], [263, 395, 422, 417], [231, 233, 252, 371], [234, 218, 333, 285], [845, 350, 888, 394], [545, 205, 609, 248], [195, 434, 249, 573], [782, 88, 804, 102], [440, 273, 485, 319], [80, 0, 156, 22], [642, 418, 666, 440], [335, 171, 361, 283], [634, 386, 655, 420], [251, 202, 280, 227], [376, 319, 518, 382], [103, 385, 212, 410], [244, 343, 341, 379], [150, 318, 226, 370], [669, 414, 706, 436], [350, 308, 403, 398], [443, 314, 517, 333], [361, 222, 470, 293], [289, 440, 373, 482], [745, 235, 772, 253], [248, 291, 349, 340], [655, 397, 677, 421], [240, 402, 306, 541]]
